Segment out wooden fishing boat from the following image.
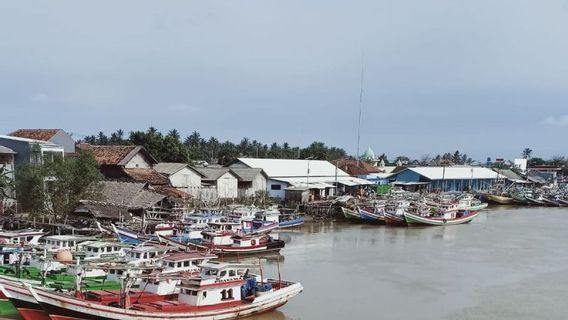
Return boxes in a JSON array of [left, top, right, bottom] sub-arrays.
[[341, 207, 361, 221], [486, 194, 514, 205], [357, 207, 385, 224], [202, 232, 285, 256], [404, 210, 479, 226], [27, 261, 303, 320]]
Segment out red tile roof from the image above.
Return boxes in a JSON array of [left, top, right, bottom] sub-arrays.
[[9, 129, 60, 141], [332, 159, 382, 176], [152, 185, 192, 199], [87, 145, 138, 165], [123, 168, 169, 185]]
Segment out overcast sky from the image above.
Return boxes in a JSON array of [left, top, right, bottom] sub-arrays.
[[1, 1, 567, 161]]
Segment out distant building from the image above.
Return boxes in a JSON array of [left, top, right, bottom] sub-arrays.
[[513, 159, 528, 174], [154, 162, 203, 192], [527, 165, 562, 187], [230, 168, 268, 197], [192, 167, 238, 199], [229, 158, 372, 200], [9, 129, 75, 153], [0, 146, 16, 213], [0, 135, 65, 166], [391, 166, 500, 192], [78, 144, 158, 179]]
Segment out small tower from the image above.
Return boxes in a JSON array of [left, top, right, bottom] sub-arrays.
[[362, 146, 377, 166]]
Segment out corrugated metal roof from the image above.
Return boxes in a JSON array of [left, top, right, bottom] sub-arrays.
[[235, 158, 350, 178], [405, 166, 499, 180], [494, 169, 524, 181], [229, 168, 265, 182], [154, 162, 188, 175], [274, 176, 372, 187], [0, 145, 16, 154], [193, 167, 232, 181]]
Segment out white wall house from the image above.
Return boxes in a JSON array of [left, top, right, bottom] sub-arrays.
[[9, 129, 76, 154], [229, 158, 372, 199], [154, 163, 203, 193], [230, 168, 268, 197], [193, 167, 238, 199]]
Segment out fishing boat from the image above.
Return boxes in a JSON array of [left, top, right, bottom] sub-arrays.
[[457, 195, 488, 211], [277, 212, 304, 228], [27, 261, 303, 320], [404, 209, 479, 226], [384, 200, 410, 226], [202, 232, 285, 256], [357, 206, 385, 224], [0, 229, 46, 246], [486, 193, 514, 205], [341, 207, 361, 221]]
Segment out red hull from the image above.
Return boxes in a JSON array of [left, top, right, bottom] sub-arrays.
[[384, 214, 406, 226], [17, 308, 52, 320]]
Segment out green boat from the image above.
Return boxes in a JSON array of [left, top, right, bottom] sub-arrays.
[[341, 207, 362, 221], [0, 264, 121, 316]]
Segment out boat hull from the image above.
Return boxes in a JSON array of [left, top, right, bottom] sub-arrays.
[[30, 281, 303, 320], [211, 240, 285, 256], [384, 212, 406, 226], [341, 207, 361, 221], [358, 208, 385, 224], [404, 211, 479, 226], [486, 194, 514, 205], [0, 280, 50, 320]]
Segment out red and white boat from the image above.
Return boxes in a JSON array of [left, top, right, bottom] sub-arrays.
[[201, 231, 285, 256], [27, 261, 303, 320]]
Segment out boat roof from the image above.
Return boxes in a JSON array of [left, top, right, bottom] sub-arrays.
[[208, 221, 240, 225], [163, 252, 217, 262], [44, 235, 96, 241], [128, 245, 171, 252], [82, 241, 131, 248], [199, 261, 257, 271], [0, 229, 45, 237]]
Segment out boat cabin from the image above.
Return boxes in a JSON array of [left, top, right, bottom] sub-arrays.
[[43, 235, 96, 252], [226, 207, 258, 222], [207, 222, 242, 233], [201, 232, 234, 246], [183, 214, 224, 228], [162, 252, 217, 274], [178, 261, 252, 306], [125, 245, 171, 265], [81, 241, 131, 260], [0, 229, 45, 246]]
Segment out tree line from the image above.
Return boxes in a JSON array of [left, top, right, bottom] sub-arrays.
[[82, 127, 348, 164]]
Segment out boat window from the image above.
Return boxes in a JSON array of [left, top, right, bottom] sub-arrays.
[[177, 262, 182, 268], [229, 270, 236, 277], [136, 253, 141, 258], [203, 291, 207, 298], [184, 261, 190, 267], [93, 248, 99, 253], [220, 270, 227, 277], [169, 262, 175, 268]]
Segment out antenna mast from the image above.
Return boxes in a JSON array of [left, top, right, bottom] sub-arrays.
[[357, 52, 365, 165]]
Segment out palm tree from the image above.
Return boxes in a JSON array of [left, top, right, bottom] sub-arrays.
[[522, 148, 533, 159]]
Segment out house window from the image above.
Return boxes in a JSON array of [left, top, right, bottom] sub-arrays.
[[270, 184, 281, 191]]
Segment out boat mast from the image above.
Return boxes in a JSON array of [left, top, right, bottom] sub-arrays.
[[357, 52, 364, 166]]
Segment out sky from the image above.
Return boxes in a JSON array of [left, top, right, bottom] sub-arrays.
[[1, 1, 567, 162]]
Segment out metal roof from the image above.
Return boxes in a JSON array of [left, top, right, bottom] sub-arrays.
[[273, 176, 372, 187], [154, 162, 190, 175], [0, 145, 16, 154], [193, 167, 233, 181], [235, 158, 350, 178], [403, 166, 500, 180], [229, 168, 266, 182]]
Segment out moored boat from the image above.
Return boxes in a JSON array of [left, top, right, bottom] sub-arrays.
[[27, 261, 303, 320], [404, 210, 479, 226], [486, 194, 514, 205]]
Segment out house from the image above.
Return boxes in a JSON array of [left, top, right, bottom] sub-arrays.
[[73, 181, 171, 223], [9, 129, 76, 153], [154, 162, 203, 193], [78, 144, 158, 179], [228, 158, 372, 199], [192, 167, 238, 199], [391, 166, 500, 192], [0, 135, 65, 166], [229, 168, 268, 197], [527, 165, 562, 187]]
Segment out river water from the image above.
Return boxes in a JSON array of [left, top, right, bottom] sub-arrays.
[[247, 206, 568, 320]]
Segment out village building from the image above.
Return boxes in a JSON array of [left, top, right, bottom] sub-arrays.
[[154, 162, 203, 193], [192, 167, 239, 199], [8, 129, 76, 153], [228, 158, 372, 200], [527, 165, 562, 187], [0, 135, 65, 166], [391, 166, 500, 192], [73, 181, 172, 224], [229, 168, 268, 198]]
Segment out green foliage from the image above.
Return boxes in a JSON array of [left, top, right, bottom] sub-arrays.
[[522, 148, 533, 159], [83, 128, 348, 164], [15, 151, 103, 221]]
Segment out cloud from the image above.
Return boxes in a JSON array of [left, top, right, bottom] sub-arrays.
[[542, 115, 568, 127], [168, 103, 199, 112], [30, 93, 49, 102]]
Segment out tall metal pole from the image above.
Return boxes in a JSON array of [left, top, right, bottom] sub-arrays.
[[357, 52, 364, 166]]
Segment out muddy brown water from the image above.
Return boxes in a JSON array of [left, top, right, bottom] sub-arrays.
[[247, 206, 568, 320]]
